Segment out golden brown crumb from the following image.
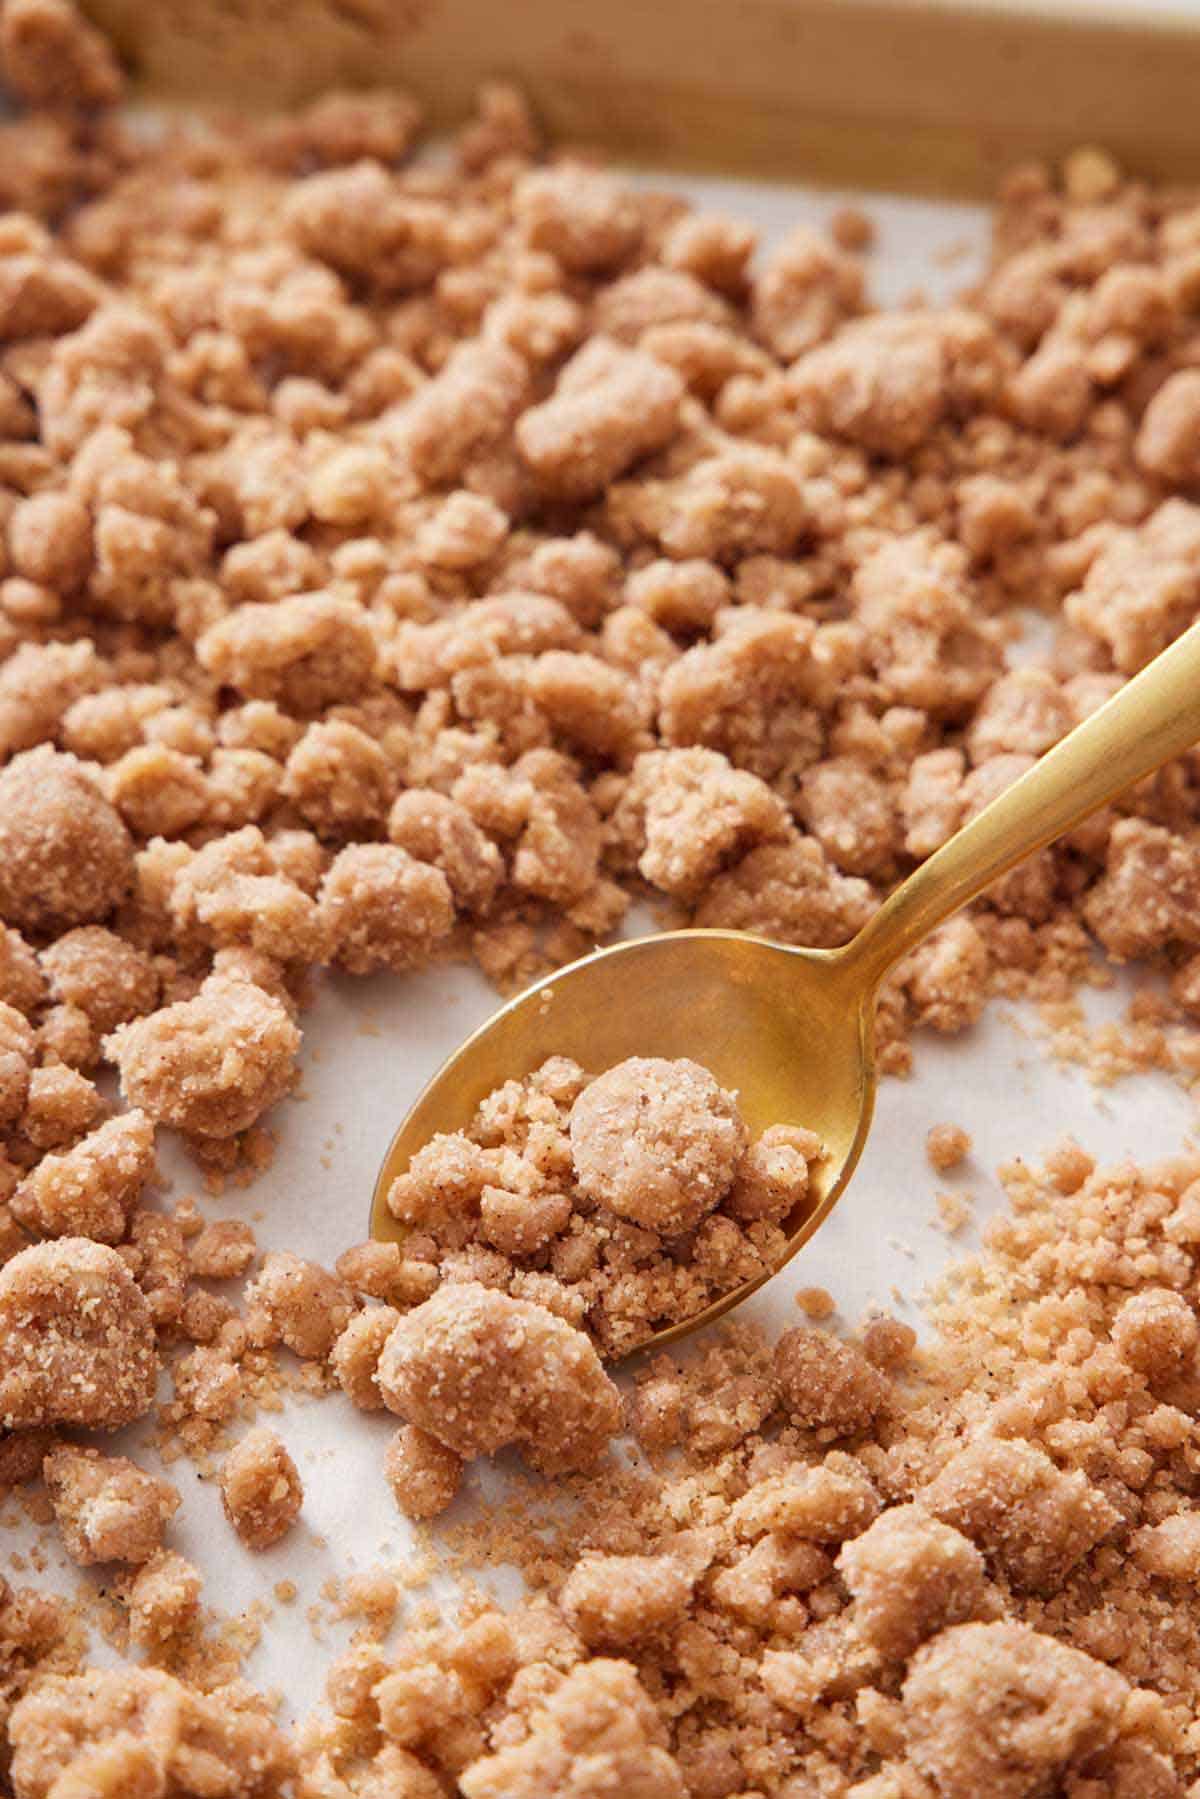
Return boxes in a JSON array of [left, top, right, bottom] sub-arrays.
[[377, 1282, 621, 1476], [516, 341, 684, 500], [460, 1658, 684, 1799], [43, 1445, 178, 1566], [922, 1437, 1118, 1595], [829, 205, 876, 252], [198, 590, 378, 713], [187, 1218, 257, 1280], [559, 1553, 695, 1649], [773, 1326, 892, 1437], [859, 1314, 917, 1369], [124, 1548, 202, 1654], [20, 1062, 103, 1151], [515, 163, 642, 272], [925, 1122, 972, 1173], [0, 1238, 157, 1430], [0, 926, 45, 1018], [319, 844, 455, 975], [568, 1056, 747, 1235], [172, 1344, 242, 1425], [0, 748, 132, 934], [1131, 1512, 1200, 1582], [40, 927, 158, 1034], [244, 1250, 355, 1361], [0, 1002, 34, 1129], [106, 974, 300, 1138], [11, 1110, 154, 1243], [220, 1426, 302, 1550], [124, 1210, 188, 1330], [387, 791, 503, 917], [386, 1056, 817, 1353], [0, 0, 123, 111], [384, 1423, 463, 1520], [837, 1504, 996, 1661], [9, 1666, 292, 1797], [727, 1124, 819, 1224], [902, 1621, 1129, 1796], [283, 718, 395, 837], [1110, 1285, 1198, 1381], [331, 1306, 399, 1410]]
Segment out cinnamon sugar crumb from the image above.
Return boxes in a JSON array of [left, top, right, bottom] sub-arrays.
[[379, 1282, 621, 1477], [925, 1121, 971, 1173], [0, 25, 1198, 1793], [43, 1445, 178, 1566], [219, 1426, 302, 1550]]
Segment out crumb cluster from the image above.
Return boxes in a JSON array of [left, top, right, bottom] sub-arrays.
[[0, 1, 1200, 1792], [296, 1142, 1200, 1797], [381, 1055, 820, 1355]]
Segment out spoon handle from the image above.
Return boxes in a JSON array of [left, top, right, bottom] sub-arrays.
[[837, 616, 1200, 990]]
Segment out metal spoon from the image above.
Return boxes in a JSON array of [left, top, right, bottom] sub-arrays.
[[371, 618, 1200, 1352]]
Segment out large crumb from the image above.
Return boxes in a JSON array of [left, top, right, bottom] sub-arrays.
[[106, 975, 301, 1138], [903, 1621, 1130, 1795], [12, 1109, 155, 1242], [461, 1658, 685, 1798], [377, 1281, 622, 1475], [0, 1238, 158, 1430], [384, 1423, 464, 1520], [9, 1666, 292, 1798], [0, 749, 132, 935], [219, 1426, 303, 1550], [43, 1444, 179, 1565], [568, 1055, 747, 1233]]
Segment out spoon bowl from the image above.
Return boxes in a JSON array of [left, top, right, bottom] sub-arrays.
[[371, 616, 1200, 1355], [370, 931, 877, 1348]]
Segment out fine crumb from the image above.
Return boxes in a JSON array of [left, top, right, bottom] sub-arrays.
[[829, 205, 876, 252]]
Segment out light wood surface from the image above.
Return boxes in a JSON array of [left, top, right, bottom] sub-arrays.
[[82, 0, 1200, 197]]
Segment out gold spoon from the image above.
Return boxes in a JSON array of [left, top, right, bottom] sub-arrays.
[[372, 618, 1200, 1352]]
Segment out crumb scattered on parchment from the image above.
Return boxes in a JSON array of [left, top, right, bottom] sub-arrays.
[[0, 3, 1199, 1792], [925, 1121, 971, 1173]]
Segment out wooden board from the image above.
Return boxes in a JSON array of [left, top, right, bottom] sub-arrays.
[[82, 0, 1200, 197]]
